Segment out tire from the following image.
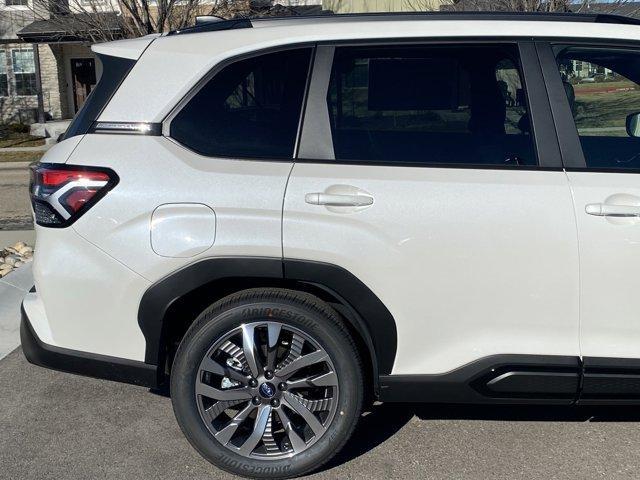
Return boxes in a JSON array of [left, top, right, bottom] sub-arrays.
[[170, 288, 364, 479]]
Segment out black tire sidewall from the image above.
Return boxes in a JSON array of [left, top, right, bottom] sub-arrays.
[[171, 295, 363, 479]]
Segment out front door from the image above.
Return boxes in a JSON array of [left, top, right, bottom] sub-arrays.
[[544, 43, 640, 397], [71, 58, 96, 113], [284, 43, 580, 377]]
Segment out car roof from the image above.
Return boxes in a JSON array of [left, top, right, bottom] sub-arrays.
[[99, 11, 640, 125], [170, 11, 640, 36]]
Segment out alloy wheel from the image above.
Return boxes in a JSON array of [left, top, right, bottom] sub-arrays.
[[195, 321, 340, 459]]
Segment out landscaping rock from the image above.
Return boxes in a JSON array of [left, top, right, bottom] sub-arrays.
[[0, 241, 34, 277]]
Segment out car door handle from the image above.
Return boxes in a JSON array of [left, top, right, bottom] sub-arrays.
[[305, 193, 374, 207], [585, 203, 640, 217]]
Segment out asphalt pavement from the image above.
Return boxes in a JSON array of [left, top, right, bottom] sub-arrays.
[[3, 347, 640, 479]]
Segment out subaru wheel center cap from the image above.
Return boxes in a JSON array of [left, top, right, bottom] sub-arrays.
[[259, 382, 276, 398]]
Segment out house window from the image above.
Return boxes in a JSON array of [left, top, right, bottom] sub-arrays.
[[4, 0, 29, 6], [12, 48, 36, 96], [0, 51, 7, 96]]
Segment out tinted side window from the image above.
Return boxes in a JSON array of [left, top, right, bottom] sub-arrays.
[[556, 46, 640, 170], [326, 44, 536, 166], [171, 48, 312, 158]]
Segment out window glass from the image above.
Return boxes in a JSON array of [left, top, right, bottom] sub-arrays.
[[171, 48, 312, 159], [12, 48, 36, 96], [326, 44, 536, 166], [5, 0, 29, 6], [556, 46, 640, 170], [0, 51, 7, 96]]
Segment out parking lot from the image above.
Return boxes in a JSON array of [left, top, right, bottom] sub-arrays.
[[1, 347, 640, 479]]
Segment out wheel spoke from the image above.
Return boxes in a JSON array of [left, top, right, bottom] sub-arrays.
[[276, 350, 329, 379], [215, 403, 254, 445], [238, 404, 272, 456], [283, 392, 325, 436], [287, 370, 338, 390], [205, 399, 245, 422], [262, 409, 280, 453], [200, 356, 248, 384], [278, 333, 304, 369], [242, 324, 262, 378], [196, 381, 253, 401], [219, 340, 250, 372], [266, 322, 282, 372], [289, 394, 335, 413], [277, 407, 307, 453]]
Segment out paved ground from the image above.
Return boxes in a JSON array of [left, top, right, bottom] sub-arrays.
[[0, 163, 32, 230], [3, 348, 640, 480], [0, 264, 32, 359]]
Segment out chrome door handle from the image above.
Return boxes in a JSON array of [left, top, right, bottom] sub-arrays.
[[305, 193, 374, 207], [586, 203, 640, 217]]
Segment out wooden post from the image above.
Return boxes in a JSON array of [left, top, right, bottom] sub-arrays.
[[32, 43, 46, 124]]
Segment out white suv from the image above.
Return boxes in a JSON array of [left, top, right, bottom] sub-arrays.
[[21, 11, 640, 478]]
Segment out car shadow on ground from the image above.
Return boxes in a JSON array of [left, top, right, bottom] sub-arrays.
[[321, 401, 640, 472]]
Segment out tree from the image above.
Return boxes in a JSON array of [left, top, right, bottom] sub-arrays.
[[27, 0, 306, 43], [445, 0, 637, 14]]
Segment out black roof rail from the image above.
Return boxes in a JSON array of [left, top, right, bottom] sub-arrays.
[[251, 11, 640, 26], [167, 17, 252, 36], [168, 11, 640, 36]]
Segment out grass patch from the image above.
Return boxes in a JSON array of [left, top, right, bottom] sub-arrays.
[[573, 88, 640, 133], [0, 132, 45, 148], [0, 151, 44, 163]]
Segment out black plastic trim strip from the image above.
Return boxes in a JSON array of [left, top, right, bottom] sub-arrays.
[[283, 259, 397, 375], [138, 257, 283, 367], [579, 357, 640, 404], [20, 303, 158, 388], [137, 257, 398, 385], [380, 355, 580, 404]]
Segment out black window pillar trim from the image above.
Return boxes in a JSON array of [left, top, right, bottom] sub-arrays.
[[535, 41, 587, 169], [518, 41, 564, 169]]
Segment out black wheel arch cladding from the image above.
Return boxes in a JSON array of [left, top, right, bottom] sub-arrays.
[[137, 257, 398, 382]]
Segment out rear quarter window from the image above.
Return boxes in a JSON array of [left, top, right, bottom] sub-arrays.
[[170, 48, 312, 159]]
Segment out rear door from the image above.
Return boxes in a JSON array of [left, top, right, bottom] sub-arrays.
[[284, 42, 580, 378], [540, 42, 640, 401]]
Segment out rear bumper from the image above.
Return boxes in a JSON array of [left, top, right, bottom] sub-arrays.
[[20, 301, 158, 389]]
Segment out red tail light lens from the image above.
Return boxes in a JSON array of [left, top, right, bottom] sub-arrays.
[[30, 163, 118, 227]]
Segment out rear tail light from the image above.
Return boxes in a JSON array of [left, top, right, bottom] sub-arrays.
[[29, 163, 118, 227]]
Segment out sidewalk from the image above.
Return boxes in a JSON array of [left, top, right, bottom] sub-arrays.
[[0, 264, 32, 360]]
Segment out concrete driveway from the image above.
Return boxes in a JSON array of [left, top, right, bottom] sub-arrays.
[[3, 343, 640, 479]]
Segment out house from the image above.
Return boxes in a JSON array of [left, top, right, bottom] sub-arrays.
[[0, 0, 120, 126]]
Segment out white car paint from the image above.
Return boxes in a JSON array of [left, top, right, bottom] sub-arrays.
[[566, 172, 640, 359], [26, 15, 640, 373], [284, 164, 580, 374]]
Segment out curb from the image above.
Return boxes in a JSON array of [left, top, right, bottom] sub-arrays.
[[0, 162, 32, 170]]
